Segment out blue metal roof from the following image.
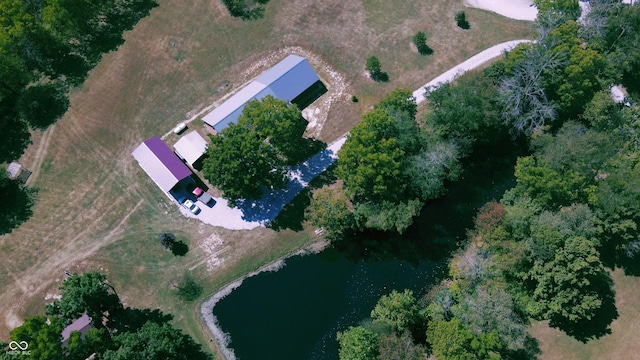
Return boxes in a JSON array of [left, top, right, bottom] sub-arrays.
[[202, 55, 319, 132]]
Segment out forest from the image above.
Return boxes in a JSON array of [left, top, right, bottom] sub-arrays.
[[306, 0, 640, 358], [0, 0, 158, 234]]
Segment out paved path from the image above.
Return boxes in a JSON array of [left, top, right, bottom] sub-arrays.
[[412, 40, 532, 103]]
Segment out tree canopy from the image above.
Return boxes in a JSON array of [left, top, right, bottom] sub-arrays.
[[202, 95, 318, 204]]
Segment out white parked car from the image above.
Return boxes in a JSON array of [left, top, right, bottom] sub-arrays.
[[181, 199, 200, 214]]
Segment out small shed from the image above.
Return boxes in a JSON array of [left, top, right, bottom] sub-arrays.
[[174, 131, 208, 167], [61, 314, 93, 348], [202, 54, 320, 133], [5, 162, 31, 183], [132, 136, 193, 193]]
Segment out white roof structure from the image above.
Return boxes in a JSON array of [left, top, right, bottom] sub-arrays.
[[174, 131, 208, 166], [6, 162, 22, 179], [202, 54, 320, 133], [132, 136, 192, 193]]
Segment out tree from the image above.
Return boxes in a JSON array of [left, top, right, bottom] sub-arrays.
[[453, 286, 527, 351], [498, 44, 562, 135], [46, 271, 123, 329], [66, 328, 111, 360], [527, 236, 609, 324], [365, 56, 387, 82], [0, 170, 36, 235], [305, 185, 356, 241], [202, 121, 288, 204], [412, 31, 432, 55], [337, 109, 407, 204], [17, 80, 69, 129], [513, 156, 587, 209], [159, 232, 177, 251], [455, 11, 470, 29], [406, 141, 461, 200], [424, 71, 502, 152], [9, 316, 64, 360], [102, 321, 212, 360], [534, 0, 581, 22], [370, 289, 421, 334], [336, 326, 379, 360], [239, 96, 307, 164], [176, 272, 203, 302], [378, 331, 427, 360], [427, 319, 500, 360]]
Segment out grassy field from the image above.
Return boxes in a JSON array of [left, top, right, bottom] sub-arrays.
[[0, 0, 532, 357]]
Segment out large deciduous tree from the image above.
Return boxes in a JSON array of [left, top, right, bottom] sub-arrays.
[[370, 289, 420, 334], [202, 96, 312, 204], [203, 119, 288, 204], [305, 185, 356, 241], [102, 321, 212, 360], [0, 170, 36, 235], [46, 271, 123, 329], [240, 95, 308, 164], [9, 316, 64, 360], [336, 326, 379, 360], [527, 236, 609, 324]]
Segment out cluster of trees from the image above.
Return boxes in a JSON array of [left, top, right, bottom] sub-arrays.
[[202, 96, 323, 205], [1, 271, 211, 360], [308, 89, 456, 235], [221, 0, 270, 20], [0, 0, 158, 163], [336, 1, 640, 358]]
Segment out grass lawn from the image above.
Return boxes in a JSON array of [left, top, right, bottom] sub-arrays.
[[530, 269, 640, 360], [0, 0, 532, 357]]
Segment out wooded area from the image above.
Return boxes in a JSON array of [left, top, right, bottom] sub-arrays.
[[0, 0, 158, 163], [332, 0, 640, 358]]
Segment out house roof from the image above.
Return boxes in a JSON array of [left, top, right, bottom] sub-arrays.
[[132, 136, 192, 192], [61, 314, 93, 343], [6, 162, 22, 178], [174, 131, 208, 165], [202, 54, 319, 131]]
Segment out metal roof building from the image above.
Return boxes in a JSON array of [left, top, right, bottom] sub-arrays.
[[202, 54, 320, 133], [174, 131, 208, 166], [132, 136, 192, 192]]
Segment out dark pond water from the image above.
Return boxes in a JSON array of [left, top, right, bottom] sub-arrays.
[[213, 142, 522, 360]]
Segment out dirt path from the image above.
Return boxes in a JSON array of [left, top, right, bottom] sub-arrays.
[[26, 124, 55, 186]]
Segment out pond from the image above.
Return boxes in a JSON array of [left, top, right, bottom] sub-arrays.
[[212, 142, 522, 359]]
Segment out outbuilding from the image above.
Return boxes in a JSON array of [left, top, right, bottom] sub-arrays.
[[202, 54, 321, 134], [174, 131, 208, 168], [132, 136, 193, 195]]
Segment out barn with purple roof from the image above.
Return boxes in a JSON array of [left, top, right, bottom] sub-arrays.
[[132, 136, 193, 195]]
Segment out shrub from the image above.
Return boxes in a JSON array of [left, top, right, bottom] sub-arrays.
[[455, 11, 470, 29], [176, 273, 203, 302], [412, 31, 433, 55]]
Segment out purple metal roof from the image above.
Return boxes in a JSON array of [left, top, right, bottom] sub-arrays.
[[144, 136, 192, 181]]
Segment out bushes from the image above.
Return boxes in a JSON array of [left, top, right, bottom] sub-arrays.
[[412, 32, 433, 55]]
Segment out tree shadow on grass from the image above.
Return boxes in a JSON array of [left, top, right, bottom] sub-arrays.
[[110, 308, 173, 333], [549, 272, 618, 342], [372, 71, 389, 83], [171, 241, 189, 256]]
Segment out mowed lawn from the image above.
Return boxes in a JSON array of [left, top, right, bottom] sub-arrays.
[[0, 0, 532, 355]]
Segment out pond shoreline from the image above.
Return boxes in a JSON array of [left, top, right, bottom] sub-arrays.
[[199, 239, 330, 360]]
